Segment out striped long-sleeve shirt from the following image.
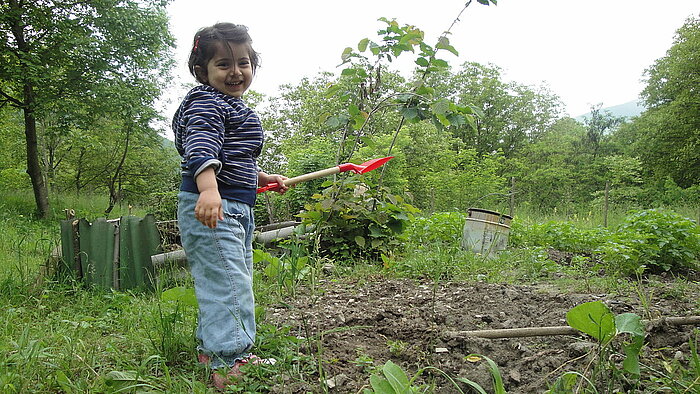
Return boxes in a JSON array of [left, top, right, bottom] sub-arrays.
[[173, 85, 263, 206]]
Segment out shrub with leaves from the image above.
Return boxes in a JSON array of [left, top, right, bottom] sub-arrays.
[[145, 190, 178, 221], [509, 220, 609, 254], [297, 178, 419, 261], [600, 208, 700, 274], [404, 211, 465, 247]]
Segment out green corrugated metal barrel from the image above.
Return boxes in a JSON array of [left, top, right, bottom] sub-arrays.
[[119, 215, 160, 290], [79, 218, 118, 289], [59, 219, 81, 280], [59, 214, 162, 291]]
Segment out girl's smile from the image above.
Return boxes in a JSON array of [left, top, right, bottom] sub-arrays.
[[199, 42, 253, 98]]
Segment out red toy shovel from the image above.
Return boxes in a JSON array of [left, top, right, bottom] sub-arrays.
[[257, 156, 393, 194]]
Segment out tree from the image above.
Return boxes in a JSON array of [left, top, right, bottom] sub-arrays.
[[510, 117, 587, 210], [428, 62, 563, 157], [631, 15, 700, 187], [0, 0, 173, 217], [581, 103, 626, 158]]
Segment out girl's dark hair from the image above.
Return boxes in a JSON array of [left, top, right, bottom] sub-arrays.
[[188, 23, 260, 84]]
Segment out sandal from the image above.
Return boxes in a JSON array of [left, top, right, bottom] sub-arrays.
[[211, 354, 276, 389]]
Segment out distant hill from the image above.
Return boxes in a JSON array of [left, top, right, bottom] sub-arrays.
[[575, 100, 646, 121]]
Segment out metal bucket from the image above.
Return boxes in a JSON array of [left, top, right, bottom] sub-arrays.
[[461, 208, 513, 257]]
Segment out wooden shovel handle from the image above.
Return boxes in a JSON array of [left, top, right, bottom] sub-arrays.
[[258, 166, 341, 193], [283, 166, 340, 186]]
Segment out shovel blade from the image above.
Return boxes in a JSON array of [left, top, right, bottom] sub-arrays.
[[357, 156, 394, 173], [339, 156, 393, 174]]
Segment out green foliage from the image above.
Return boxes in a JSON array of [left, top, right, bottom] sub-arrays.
[[387, 244, 464, 280], [298, 178, 419, 261], [254, 246, 310, 296], [148, 286, 198, 363], [566, 301, 618, 345], [0, 193, 58, 283], [363, 358, 488, 394], [628, 15, 700, 188], [647, 331, 700, 392], [590, 155, 644, 208], [0, 0, 174, 217], [282, 149, 337, 218], [353, 122, 508, 213], [401, 128, 507, 212], [580, 104, 626, 158], [327, 15, 487, 182], [511, 209, 700, 276], [254, 16, 696, 219], [364, 360, 423, 394], [404, 211, 465, 246], [143, 190, 179, 221], [510, 117, 587, 211], [510, 220, 609, 254], [428, 62, 562, 157], [561, 301, 646, 390], [641, 177, 700, 207], [600, 209, 700, 274], [0, 168, 30, 191], [160, 286, 198, 308]]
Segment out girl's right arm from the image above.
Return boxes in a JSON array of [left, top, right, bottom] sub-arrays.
[[194, 167, 223, 228]]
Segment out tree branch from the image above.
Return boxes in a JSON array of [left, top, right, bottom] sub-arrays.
[[0, 89, 24, 107]]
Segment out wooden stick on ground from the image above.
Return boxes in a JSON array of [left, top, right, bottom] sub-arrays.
[[445, 316, 700, 339]]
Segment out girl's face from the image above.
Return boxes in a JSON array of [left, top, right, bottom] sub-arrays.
[[198, 42, 253, 98]]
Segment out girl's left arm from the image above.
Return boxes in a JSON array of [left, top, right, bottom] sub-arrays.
[[258, 171, 289, 194]]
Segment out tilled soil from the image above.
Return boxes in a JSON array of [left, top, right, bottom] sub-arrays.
[[266, 276, 700, 393]]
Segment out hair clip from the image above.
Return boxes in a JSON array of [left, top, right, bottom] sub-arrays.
[[193, 36, 200, 53]]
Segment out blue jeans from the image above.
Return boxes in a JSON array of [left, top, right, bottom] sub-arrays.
[[177, 191, 256, 369]]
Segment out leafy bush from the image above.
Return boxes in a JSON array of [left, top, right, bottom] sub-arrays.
[[509, 220, 608, 253], [144, 190, 178, 221], [403, 211, 465, 247], [297, 178, 420, 261], [600, 209, 700, 274], [510, 209, 700, 276]]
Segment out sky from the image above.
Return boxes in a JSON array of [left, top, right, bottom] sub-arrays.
[[163, 0, 699, 121]]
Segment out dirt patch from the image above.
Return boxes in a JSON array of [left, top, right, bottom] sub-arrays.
[[266, 276, 700, 392]]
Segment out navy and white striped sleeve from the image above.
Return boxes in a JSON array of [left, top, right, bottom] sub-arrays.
[[182, 90, 226, 179]]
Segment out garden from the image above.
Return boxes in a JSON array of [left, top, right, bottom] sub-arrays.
[[1, 188, 698, 392], [1, 1, 699, 392]]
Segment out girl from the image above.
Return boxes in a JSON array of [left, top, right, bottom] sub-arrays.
[[172, 22, 287, 388]]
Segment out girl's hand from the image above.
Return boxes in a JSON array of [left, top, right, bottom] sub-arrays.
[[194, 167, 223, 228], [195, 188, 223, 228], [259, 172, 289, 194]]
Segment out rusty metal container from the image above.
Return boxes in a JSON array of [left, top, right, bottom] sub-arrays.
[[462, 208, 512, 257]]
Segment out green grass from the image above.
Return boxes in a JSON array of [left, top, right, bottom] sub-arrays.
[[0, 192, 318, 393], [0, 270, 312, 393], [0, 206, 57, 280]]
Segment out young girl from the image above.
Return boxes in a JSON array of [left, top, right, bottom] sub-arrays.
[[172, 22, 288, 388]]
